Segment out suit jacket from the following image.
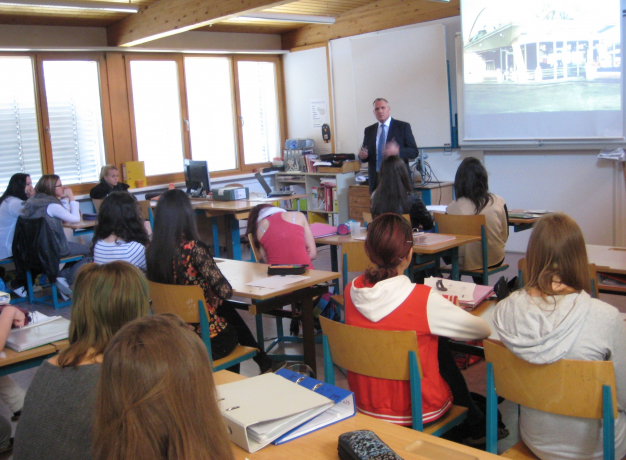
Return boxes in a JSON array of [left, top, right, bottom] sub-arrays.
[[361, 118, 418, 193]]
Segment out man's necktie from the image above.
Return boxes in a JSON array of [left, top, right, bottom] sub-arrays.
[[377, 124, 386, 172]]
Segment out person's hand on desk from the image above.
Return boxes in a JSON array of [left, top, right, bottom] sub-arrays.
[[383, 138, 400, 157]]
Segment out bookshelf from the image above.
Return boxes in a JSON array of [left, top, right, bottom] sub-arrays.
[[276, 171, 357, 225]]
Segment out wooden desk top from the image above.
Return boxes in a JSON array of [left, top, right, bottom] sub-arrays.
[[213, 370, 499, 460], [0, 344, 57, 367], [63, 219, 97, 230], [315, 234, 481, 255], [216, 258, 340, 301], [248, 194, 308, 202], [587, 245, 626, 275]]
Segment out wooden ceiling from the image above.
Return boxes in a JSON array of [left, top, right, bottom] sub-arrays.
[[0, 0, 459, 49]]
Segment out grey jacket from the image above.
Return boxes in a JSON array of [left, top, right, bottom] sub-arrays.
[[23, 194, 70, 257]]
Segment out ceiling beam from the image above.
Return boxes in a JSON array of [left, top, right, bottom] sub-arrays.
[[281, 0, 459, 50], [107, 0, 293, 47]]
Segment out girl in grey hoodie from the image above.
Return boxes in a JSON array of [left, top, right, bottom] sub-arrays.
[[493, 213, 626, 460]]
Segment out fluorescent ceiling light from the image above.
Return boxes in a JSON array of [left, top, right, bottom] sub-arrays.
[[236, 12, 335, 24], [0, 0, 138, 13]]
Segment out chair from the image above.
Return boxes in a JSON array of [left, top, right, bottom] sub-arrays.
[[363, 212, 411, 226], [320, 316, 468, 436], [137, 199, 154, 230], [329, 242, 374, 318], [518, 258, 600, 298], [12, 217, 82, 309], [484, 340, 617, 458], [434, 213, 509, 285], [147, 280, 258, 372], [92, 198, 104, 213]]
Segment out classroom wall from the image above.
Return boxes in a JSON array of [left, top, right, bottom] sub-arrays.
[[282, 46, 334, 155], [0, 24, 281, 51], [423, 149, 625, 251]]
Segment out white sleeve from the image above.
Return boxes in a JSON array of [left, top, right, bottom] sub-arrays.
[[46, 201, 80, 223], [426, 291, 492, 340], [7, 199, 25, 218]]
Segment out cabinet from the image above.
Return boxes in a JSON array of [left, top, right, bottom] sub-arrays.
[[276, 172, 356, 225]]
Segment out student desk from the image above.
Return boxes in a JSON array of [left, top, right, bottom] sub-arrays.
[[216, 258, 339, 375], [0, 339, 69, 377], [507, 210, 541, 233], [214, 369, 501, 460], [63, 218, 96, 237], [587, 245, 626, 296], [314, 234, 480, 284]]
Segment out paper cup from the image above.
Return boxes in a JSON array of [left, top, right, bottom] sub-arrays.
[[135, 179, 144, 188]]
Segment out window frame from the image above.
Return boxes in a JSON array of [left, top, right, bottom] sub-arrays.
[[35, 52, 114, 196], [232, 54, 285, 174], [0, 51, 288, 193], [124, 53, 191, 187]]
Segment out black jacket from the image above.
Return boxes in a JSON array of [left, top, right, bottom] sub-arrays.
[[361, 118, 419, 193], [12, 216, 62, 282], [89, 179, 130, 199], [371, 192, 433, 231]]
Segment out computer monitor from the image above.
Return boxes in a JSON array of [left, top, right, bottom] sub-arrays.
[[183, 159, 211, 197]]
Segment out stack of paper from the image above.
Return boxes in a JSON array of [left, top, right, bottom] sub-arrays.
[[6, 315, 70, 352], [425, 277, 494, 309], [413, 233, 456, 246], [0, 292, 9, 305]]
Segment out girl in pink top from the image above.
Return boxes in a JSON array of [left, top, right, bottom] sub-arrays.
[[247, 204, 316, 268]]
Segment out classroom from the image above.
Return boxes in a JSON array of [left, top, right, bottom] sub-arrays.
[[0, 0, 625, 458]]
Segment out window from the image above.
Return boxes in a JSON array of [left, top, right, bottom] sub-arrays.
[[236, 60, 280, 166], [184, 57, 238, 173], [128, 58, 186, 177], [41, 60, 106, 185], [0, 57, 43, 191]]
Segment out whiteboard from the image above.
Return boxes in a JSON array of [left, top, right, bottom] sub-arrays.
[[330, 23, 451, 151]]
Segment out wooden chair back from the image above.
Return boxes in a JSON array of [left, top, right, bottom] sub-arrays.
[[147, 281, 204, 324], [137, 200, 151, 221], [92, 198, 104, 213], [363, 212, 410, 226], [319, 316, 422, 380], [247, 233, 262, 263], [434, 213, 486, 237], [342, 242, 373, 287], [519, 257, 600, 298], [484, 340, 617, 419]]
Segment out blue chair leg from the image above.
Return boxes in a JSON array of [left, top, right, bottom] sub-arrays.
[[409, 350, 423, 432], [323, 336, 335, 385], [603, 385, 615, 460], [486, 362, 498, 454]]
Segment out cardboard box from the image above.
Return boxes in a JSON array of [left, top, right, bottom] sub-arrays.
[[213, 187, 249, 201], [316, 161, 361, 174]]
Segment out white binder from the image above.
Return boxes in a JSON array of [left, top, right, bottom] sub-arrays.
[[217, 373, 334, 453]]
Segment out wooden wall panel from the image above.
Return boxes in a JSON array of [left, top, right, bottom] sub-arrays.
[[104, 52, 134, 167], [281, 0, 459, 49]]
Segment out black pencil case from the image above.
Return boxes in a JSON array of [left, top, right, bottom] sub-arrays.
[[338, 430, 403, 460], [267, 264, 308, 276]]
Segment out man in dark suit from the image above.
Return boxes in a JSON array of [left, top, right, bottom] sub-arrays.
[[359, 98, 418, 193]]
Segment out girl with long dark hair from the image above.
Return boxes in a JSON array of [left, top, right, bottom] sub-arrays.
[[145, 189, 276, 374], [0, 173, 34, 260], [92, 192, 150, 271], [447, 157, 508, 271], [371, 156, 432, 230]]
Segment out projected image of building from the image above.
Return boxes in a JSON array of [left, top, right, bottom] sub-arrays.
[[461, 1, 621, 114]]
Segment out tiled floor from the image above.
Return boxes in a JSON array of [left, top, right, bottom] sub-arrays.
[[2, 243, 625, 458]]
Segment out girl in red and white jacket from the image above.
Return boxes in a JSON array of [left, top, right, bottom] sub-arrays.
[[345, 213, 491, 431]]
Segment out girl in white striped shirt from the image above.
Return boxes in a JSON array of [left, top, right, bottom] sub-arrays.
[[92, 192, 150, 271]]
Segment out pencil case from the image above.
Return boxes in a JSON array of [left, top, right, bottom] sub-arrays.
[[267, 264, 308, 276], [338, 430, 403, 460]]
